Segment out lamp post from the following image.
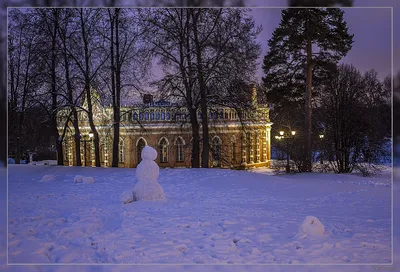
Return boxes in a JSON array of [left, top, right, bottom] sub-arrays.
[[319, 134, 324, 164], [275, 130, 296, 173], [81, 131, 93, 167]]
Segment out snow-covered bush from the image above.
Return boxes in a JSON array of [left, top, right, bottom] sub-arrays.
[[74, 175, 84, 183], [40, 174, 56, 182], [82, 177, 95, 184], [353, 163, 385, 177]]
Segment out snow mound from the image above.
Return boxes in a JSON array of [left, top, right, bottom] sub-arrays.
[[295, 216, 325, 239], [74, 176, 94, 184], [136, 160, 159, 182], [121, 189, 135, 204], [133, 180, 166, 201], [74, 175, 84, 183], [82, 176, 95, 184], [40, 174, 56, 182], [141, 145, 157, 160]]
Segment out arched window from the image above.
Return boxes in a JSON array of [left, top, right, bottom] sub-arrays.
[[156, 111, 160, 120], [166, 112, 170, 120], [145, 112, 149, 120], [137, 138, 146, 164], [63, 140, 69, 162], [198, 112, 201, 120], [119, 138, 124, 163], [219, 111, 224, 119], [159, 138, 169, 163], [150, 112, 154, 120], [212, 136, 222, 167], [209, 112, 212, 119], [175, 137, 185, 162], [101, 142, 109, 167], [133, 112, 138, 120], [68, 138, 73, 166], [213, 112, 218, 119], [231, 135, 236, 162], [161, 111, 165, 120], [140, 113, 144, 120]]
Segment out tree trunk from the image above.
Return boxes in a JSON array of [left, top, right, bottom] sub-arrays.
[[109, 9, 119, 168], [80, 9, 100, 167], [190, 109, 200, 168], [114, 8, 122, 167], [191, 9, 210, 168], [59, 14, 81, 166], [303, 21, 313, 172], [184, 9, 200, 168], [50, 10, 63, 166]]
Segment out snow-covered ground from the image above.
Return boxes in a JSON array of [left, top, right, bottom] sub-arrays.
[[1, 165, 397, 266], [0, 164, 398, 271]]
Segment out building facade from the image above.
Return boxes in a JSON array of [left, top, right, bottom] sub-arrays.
[[58, 87, 272, 169]]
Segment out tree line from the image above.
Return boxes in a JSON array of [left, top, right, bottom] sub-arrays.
[[262, 8, 391, 173], [7, 7, 260, 167]]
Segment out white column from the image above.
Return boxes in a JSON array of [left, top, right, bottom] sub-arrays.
[[256, 131, 260, 163], [262, 128, 267, 162], [241, 133, 247, 166], [249, 132, 254, 164]]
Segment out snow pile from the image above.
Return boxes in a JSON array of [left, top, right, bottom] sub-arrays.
[[294, 216, 325, 239], [40, 174, 56, 182], [28, 160, 57, 166], [74, 175, 84, 183], [121, 189, 135, 204], [74, 175, 95, 184], [82, 177, 95, 184], [122, 145, 165, 203]]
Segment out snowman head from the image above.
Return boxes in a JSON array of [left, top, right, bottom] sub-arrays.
[[141, 145, 157, 161]]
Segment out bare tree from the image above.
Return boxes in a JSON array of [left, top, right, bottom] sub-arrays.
[[8, 9, 43, 164], [318, 64, 390, 173], [148, 8, 202, 168], [101, 8, 150, 167]]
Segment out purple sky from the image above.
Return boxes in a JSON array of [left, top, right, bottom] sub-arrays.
[[150, 1, 397, 83], [251, 6, 394, 81]]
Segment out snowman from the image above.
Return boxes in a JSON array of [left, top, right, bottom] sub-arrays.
[[121, 145, 166, 203]]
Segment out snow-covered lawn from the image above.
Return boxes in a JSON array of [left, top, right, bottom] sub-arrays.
[[5, 165, 393, 266]]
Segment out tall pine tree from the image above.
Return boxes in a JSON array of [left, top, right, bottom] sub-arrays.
[[262, 8, 353, 172]]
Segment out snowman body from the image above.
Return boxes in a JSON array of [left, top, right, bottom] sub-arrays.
[[132, 145, 166, 201]]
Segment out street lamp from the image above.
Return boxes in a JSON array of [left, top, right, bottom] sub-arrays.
[[319, 134, 324, 164], [81, 131, 93, 167], [275, 130, 296, 173]]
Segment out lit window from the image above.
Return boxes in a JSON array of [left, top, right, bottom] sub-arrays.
[[119, 138, 124, 163], [159, 138, 168, 162]]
